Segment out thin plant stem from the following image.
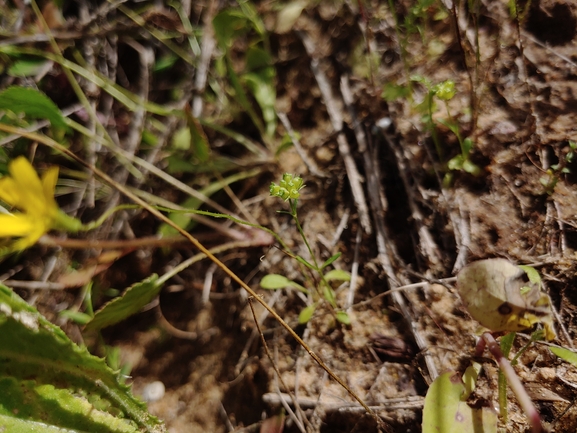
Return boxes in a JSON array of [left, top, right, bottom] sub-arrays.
[[479, 332, 543, 433]]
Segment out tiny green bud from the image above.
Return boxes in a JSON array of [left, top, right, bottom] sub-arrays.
[[434, 80, 456, 101], [270, 183, 280, 196]]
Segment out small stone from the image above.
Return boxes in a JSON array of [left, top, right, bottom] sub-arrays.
[[538, 367, 556, 381]]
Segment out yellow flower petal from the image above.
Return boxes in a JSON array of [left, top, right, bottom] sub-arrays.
[[42, 167, 58, 205], [0, 214, 36, 237], [7, 156, 49, 216], [0, 177, 21, 207]]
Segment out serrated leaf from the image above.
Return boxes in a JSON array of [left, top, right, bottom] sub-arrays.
[[323, 269, 351, 282], [84, 275, 160, 332], [0, 86, 67, 129], [422, 371, 497, 433], [0, 284, 164, 433], [320, 252, 341, 270], [298, 304, 315, 324], [550, 346, 577, 367]]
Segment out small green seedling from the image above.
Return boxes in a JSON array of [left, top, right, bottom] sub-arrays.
[[262, 174, 351, 325], [540, 140, 576, 195], [411, 76, 481, 183]]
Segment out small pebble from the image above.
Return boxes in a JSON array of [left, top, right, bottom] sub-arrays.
[[538, 367, 556, 381], [141, 381, 165, 403]]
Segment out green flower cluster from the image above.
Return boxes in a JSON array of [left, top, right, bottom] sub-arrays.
[[270, 173, 305, 201]]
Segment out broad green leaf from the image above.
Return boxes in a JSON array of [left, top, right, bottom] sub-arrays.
[[84, 275, 160, 332], [0, 86, 67, 129], [0, 284, 164, 432], [320, 252, 341, 270], [298, 304, 315, 324], [324, 269, 351, 282], [550, 346, 577, 367], [422, 371, 497, 433]]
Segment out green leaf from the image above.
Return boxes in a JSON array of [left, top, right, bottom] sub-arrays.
[[320, 253, 341, 270], [461, 159, 482, 176], [59, 310, 93, 325], [171, 126, 191, 150], [381, 82, 411, 101], [0, 284, 164, 432], [550, 346, 577, 367], [298, 304, 315, 324], [213, 9, 250, 49], [7, 58, 52, 77], [244, 46, 276, 137], [260, 274, 293, 289], [84, 275, 160, 332], [323, 269, 351, 282], [260, 274, 307, 293], [0, 86, 67, 129], [462, 361, 482, 400], [422, 371, 497, 433], [447, 154, 464, 171], [335, 311, 351, 325], [518, 265, 542, 286]]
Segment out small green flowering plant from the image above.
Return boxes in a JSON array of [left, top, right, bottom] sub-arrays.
[[411, 77, 480, 184], [263, 173, 351, 325]]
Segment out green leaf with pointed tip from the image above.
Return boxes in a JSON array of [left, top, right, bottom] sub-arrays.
[[84, 275, 160, 332], [320, 253, 341, 270], [423, 371, 497, 433], [0, 284, 165, 433], [550, 346, 577, 367], [0, 86, 67, 129], [260, 274, 308, 293]]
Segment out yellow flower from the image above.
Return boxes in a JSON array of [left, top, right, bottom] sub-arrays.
[[0, 156, 81, 252]]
